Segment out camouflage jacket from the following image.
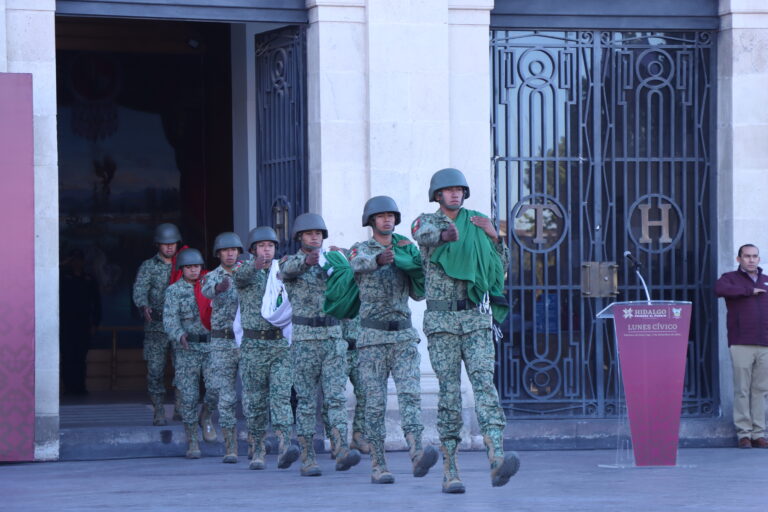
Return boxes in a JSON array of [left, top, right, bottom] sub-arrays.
[[201, 265, 239, 347], [132, 253, 173, 333], [279, 249, 342, 342], [412, 208, 509, 335], [163, 279, 210, 346], [232, 255, 288, 344], [349, 237, 422, 347]]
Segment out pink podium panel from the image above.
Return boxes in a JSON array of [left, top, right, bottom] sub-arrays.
[[612, 302, 692, 466], [0, 73, 36, 462]]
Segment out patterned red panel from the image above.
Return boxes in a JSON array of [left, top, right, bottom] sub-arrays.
[[0, 73, 36, 462]]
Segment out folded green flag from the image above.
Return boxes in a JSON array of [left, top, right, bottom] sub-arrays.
[[392, 233, 425, 299], [429, 209, 509, 323], [323, 250, 360, 319]]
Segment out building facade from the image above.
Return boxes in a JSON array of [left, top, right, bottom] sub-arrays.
[[0, 0, 766, 461]]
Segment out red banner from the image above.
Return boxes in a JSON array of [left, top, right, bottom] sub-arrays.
[[613, 302, 692, 466], [0, 73, 36, 461]]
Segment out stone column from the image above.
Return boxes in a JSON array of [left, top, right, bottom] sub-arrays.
[[717, 0, 768, 424], [3, 0, 59, 460]]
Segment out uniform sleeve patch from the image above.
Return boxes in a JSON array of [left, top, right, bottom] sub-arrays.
[[411, 217, 421, 236]]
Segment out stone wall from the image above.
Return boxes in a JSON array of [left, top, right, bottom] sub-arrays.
[[716, 0, 768, 430], [1, 0, 60, 460]]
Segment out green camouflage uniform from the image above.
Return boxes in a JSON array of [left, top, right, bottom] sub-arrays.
[[163, 279, 216, 426], [411, 209, 509, 442], [133, 254, 174, 399], [324, 317, 365, 438], [349, 238, 425, 445], [280, 250, 348, 438], [201, 266, 240, 430], [232, 255, 293, 438]]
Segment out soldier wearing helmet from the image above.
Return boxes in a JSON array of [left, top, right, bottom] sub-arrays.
[[279, 213, 361, 476], [201, 232, 245, 464], [349, 195, 438, 484], [232, 226, 300, 471], [163, 248, 215, 459], [132, 223, 183, 426], [412, 168, 520, 493]]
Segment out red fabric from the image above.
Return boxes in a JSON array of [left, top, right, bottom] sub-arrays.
[[169, 245, 190, 285], [194, 271, 212, 331]]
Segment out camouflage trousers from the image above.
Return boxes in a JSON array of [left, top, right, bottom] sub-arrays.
[[427, 329, 506, 442], [293, 337, 348, 437], [175, 342, 217, 426], [240, 338, 293, 437], [143, 330, 174, 398], [358, 341, 424, 444], [324, 349, 365, 436], [209, 341, 240, 429]]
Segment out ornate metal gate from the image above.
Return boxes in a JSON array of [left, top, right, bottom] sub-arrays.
[[255, 26, 308, 256], [491, 30, 717, 418]]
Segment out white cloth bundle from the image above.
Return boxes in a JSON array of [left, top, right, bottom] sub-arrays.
[[233, 306, 243, 347], [260, 259, 292, 344]]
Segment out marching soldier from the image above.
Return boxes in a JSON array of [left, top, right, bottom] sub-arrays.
[[350, 196, 438, 484], [201, 232, 244, 463], [232, 226, 300, 470], [279, 213, 361, 476], [133, 223, 181, 426], [163, 248, 216, 459], [324, 316, 370, 458], [412, 169, 520, 493]]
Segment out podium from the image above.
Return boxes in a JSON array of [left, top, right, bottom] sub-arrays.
[[597, 301, 692, 466]]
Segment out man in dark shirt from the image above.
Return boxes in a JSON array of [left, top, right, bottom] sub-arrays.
[[715, 244, 768, 448]]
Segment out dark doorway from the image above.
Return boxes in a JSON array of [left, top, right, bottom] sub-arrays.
[[56, 17, 233, 400]]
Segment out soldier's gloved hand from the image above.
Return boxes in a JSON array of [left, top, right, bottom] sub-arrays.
[[141, 306, 153, 323], [179, 333, 189, 350], [441, 223, 459, 242], [376, 248, 394, 266], [214, 277, 231, 294], [305, 250, 320, 266], [253, 255, 268, 270]]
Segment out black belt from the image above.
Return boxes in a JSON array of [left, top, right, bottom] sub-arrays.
[[210, 328, 236, 339], [292, 315, 340, 327], [426, 299, 472, 312], [243, 328, 283, 340], [360, 318, 412, 331], [186, 333, 210, 343]]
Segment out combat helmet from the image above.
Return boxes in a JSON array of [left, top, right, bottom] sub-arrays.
[[212, 232, 244, 256], [428, 168, 470, 202], [291, 213, 328, 240], [154, 223, 182, 244], [176, 248, 205, 269], [361, 196, 401, 227], [247, 226, 279, 250]]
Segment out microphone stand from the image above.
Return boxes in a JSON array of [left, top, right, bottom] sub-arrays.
[[629, 261, 652, 305]]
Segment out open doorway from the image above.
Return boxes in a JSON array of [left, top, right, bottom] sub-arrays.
[[56, 17, 233, 405]]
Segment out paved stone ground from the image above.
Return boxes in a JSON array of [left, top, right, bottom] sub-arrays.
[[1, 448, 763, 512]]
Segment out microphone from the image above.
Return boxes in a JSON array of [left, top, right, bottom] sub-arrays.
[[623, 251, 642, 269]]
